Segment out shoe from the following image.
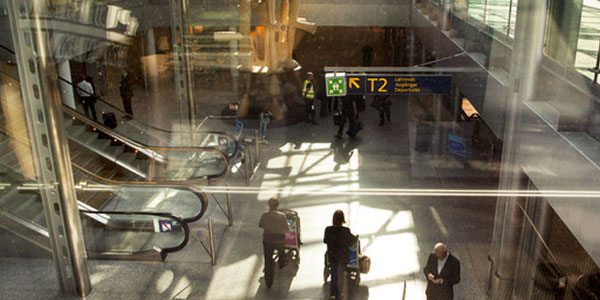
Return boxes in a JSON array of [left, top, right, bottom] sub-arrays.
[[335, 134, 342, 139], [311, 121, 320, 125], [379, 121, 384, 126]]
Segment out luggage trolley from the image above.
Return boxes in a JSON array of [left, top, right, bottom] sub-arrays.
[[323, 237, 361, 288], [281, 209, 301, 266]]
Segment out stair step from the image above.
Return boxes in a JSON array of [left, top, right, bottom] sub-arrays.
[[11, 194, 39, 217], [32, 210, 47, 227], [1, 190, 37, 213], [18, 197, 44, 223], [117, 152, 137, 166]]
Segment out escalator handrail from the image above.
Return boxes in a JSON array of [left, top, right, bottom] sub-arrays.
[[79, 209, 190, 256], [72, 162, 208, 223], [62, 76, 242, 160], [64, 105, 231, 181], [2, 44, 240, 167], [2, 43, 241, 141], [0, 127, 209, 223]]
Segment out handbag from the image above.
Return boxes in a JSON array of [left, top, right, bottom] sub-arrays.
[[359, 254, 371, 274]]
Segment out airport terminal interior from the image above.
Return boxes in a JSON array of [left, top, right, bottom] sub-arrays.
[[1, 0, 600, 299]]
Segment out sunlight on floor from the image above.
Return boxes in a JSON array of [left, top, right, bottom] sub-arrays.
[[155, 270, 174, 293], [169, 275, 192, 299], [206, 255, 259, 299], [258, 142, 359, 201]]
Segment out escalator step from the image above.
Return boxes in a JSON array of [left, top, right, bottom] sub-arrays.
[[79, 132, 99, 146], [0, 188, 18, 208], [117, 152, 137, 166], [133, 159, 150, 173], [2, 191, 37, 213], [32, 210, 47, 228], [103, 145, 125, 159], [67, 123, 87, 138], [11, 194, 38, 216], [17, 196, 44, 221], [89, 137, 112, 152]]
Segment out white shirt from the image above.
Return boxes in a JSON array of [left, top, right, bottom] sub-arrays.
[[76, 80, 94, 97], [437, 252, 449, 274]]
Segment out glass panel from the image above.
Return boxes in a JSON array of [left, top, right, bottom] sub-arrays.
[[82, 212, 186, 255], [574, 0, 600, 82], [2, 0, 600, 299]]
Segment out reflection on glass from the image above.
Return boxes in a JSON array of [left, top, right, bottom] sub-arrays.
[[1, 0, 600, 299]]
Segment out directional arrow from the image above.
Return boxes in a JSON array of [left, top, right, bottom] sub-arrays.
[[349, 77, 361, 89]]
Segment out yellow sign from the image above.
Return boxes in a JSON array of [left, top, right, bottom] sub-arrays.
[[349, 77, 361, 89]]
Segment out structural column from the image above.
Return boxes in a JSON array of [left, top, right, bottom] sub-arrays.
[[6, 0, 91, 296], [489, 0, 548, 298], [170, 0, 195, 129]]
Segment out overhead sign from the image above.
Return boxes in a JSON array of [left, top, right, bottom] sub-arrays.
[[448, 134, 466, 157], [344, 75, 452, 95], [347, 75, 364, 95], [325, 73, 346, 97]]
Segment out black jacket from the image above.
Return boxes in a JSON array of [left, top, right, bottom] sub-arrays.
[[323, 226, 355, 265], [423, 253, 461, 300]]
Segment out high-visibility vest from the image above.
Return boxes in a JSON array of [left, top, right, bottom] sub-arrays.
[[302, 79, 315, 100]]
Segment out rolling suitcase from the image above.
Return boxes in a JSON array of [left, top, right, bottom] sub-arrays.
[[346, 119, 364, 137]]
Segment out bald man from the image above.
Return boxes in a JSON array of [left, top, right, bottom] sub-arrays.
[[423, 243, 461, 300]]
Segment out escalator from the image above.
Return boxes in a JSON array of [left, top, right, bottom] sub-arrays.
[[0, 127, 206, 260], [0, 45, 238, 260], [1, 43, 241, 184]]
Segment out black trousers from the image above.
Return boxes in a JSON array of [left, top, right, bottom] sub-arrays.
[[337, 113, 356, 136], [304, 98, 315, 121], [81, 96, 97, 121], [121, 95, 133, 116], [320, 97, 331, 115], [378, 103, 391, 123], [263, 242, 286, 270]]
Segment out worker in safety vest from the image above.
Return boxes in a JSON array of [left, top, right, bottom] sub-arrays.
[[302, 72, 319, 125]]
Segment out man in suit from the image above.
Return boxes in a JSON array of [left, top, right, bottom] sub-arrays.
[[423, 242, 461, 300]]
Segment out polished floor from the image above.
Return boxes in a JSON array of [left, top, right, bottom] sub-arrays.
[[0, 94, 500, 299]]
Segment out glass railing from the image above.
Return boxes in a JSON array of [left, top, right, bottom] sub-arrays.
[[73, 163, 209, 223], [1, 44, 239, 182], [64, 105, 232, 182], [0, 123, 209, 223], [80, 210, 188, 260]]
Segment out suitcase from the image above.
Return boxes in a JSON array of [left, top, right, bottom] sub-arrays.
[[103, 112, 118, 129], [346, 119, 364, 137]]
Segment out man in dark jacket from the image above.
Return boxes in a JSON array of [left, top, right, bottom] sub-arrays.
[[423, 242, 461, 300]]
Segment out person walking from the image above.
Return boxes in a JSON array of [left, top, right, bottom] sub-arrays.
[[324, 210, 356, 300], [119, 71, 134, 119], [259, 197, 289, 288], [423, 242, 461, 300], [76, 76, 98, 121], [302, 72, 318, 125], [336, 95, 358, 139], [373, 94, 391, 126]]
